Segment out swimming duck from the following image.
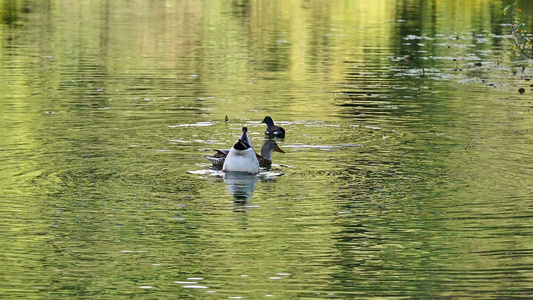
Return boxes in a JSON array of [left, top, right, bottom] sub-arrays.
[[256, 140, 285, 168], [205, 140, 285, 169], [262, 116, 285, 138], [222, 127, 260, 174]]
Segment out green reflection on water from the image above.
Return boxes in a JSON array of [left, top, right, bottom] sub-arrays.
[[0, 0, 532, 298]]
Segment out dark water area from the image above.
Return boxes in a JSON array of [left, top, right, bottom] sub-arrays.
[[1, 0, 532, 299]]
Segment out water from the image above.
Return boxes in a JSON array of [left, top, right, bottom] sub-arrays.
[[1, 0, 532, 298]]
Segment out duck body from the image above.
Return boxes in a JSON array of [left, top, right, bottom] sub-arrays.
[[262, 116, 285, 138], [204, 149, 229, 166], [206, 140, 284, 169], [224, 148, 259, 173], [222, 127, 260, 174]]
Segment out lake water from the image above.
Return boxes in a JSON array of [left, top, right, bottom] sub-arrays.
[[1, 0, 532, 298]]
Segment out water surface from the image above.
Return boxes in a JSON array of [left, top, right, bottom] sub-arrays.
[[1, 0, 532, 299]]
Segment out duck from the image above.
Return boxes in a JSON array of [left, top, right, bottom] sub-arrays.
[[222, 127, 260, 174], [255, 140, 285, 168], [206, 140, 285, 169], [262, 116, 285, 138]]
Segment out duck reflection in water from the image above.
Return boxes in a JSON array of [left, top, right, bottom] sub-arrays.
[[224, 172, 259, 202]]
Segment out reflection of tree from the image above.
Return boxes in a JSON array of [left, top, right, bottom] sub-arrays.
[[503, 3, 533, 59], [0, 2, 213, 296], [0, 1, 31, 27], [1, 0, 532, 298]]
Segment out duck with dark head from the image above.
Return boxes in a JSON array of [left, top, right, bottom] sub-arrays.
[[262, 116, 285, 138], [222, 127, 260, 174]]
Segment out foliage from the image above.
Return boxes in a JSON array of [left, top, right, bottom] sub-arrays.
[[503, 3, 533, 58]]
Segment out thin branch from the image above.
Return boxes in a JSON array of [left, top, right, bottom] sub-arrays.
[[508, 4, 533, 58]]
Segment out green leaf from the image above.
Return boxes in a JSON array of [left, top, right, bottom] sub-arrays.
[[503, 4, 512, 14]]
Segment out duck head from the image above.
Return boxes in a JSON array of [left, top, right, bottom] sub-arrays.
[[262, 116, 275, 127], [260, 140, 285, 160]]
